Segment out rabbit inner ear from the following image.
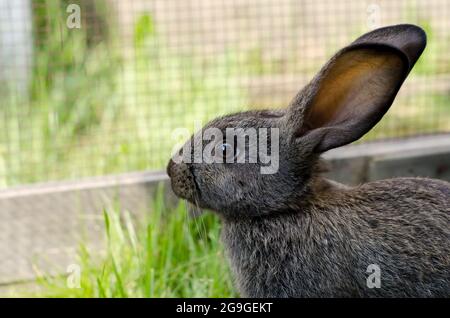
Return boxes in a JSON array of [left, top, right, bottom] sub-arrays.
[[300, 45, 408, 152]]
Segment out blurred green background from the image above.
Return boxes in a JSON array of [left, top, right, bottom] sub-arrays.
[[1, 0, 449, 188]]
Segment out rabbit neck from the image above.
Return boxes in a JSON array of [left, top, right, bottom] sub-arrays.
[[220, 177, 351, 297]]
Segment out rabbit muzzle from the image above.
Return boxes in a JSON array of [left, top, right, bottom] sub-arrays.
[[167, 159, 198, 202]]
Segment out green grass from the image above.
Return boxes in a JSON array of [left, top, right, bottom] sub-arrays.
[[25, 196, 236, 298]]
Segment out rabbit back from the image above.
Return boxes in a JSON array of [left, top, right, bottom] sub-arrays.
[[221, 177, 450, 297]]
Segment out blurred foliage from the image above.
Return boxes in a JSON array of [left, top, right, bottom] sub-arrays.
[[0, 3, 247, 186], [25, 195, 237, 298]]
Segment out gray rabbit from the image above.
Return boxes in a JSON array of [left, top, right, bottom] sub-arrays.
[[167, 24, 450, 297]]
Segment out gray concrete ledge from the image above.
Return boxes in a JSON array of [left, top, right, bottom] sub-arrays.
[[0, 133, 449, 287], [324, 134, 450, 184]]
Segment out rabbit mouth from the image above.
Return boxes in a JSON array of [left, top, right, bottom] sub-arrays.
[[188, 165, 202, 199]]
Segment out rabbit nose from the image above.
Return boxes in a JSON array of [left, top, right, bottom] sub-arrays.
[[166, 159, 175, 177]]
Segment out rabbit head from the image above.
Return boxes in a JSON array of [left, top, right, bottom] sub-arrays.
[[167, 24, 426, 218]]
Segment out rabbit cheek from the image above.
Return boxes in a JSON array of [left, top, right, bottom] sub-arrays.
[[200, 172, 241, 211]]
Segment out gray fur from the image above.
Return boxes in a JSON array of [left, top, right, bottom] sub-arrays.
[[167, 25, 450, 297]]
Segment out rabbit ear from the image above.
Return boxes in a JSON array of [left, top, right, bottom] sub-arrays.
[[287, 24, 426, 153], [352, 24, 426, 68]]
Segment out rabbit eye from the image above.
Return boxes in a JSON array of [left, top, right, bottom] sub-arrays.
[[220, 143, 238, 162]]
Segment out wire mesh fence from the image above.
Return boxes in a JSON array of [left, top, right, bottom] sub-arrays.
[[0, 0, 449, 188]]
